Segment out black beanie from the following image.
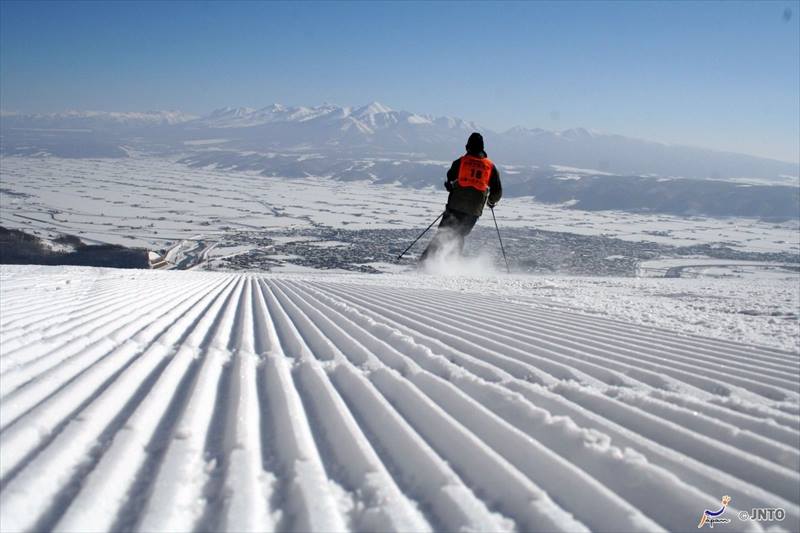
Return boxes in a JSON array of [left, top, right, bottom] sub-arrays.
[[466, 132, 484, 154]]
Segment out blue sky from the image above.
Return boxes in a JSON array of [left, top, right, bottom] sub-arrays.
[[1, 1, 798, 162]]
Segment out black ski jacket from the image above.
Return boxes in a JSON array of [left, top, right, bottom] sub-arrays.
[[444, 151, 502, 217]]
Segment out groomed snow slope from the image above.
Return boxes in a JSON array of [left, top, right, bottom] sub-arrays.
[[1, 266, 798, 532]]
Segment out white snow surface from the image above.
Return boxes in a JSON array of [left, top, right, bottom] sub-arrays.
[[2, 155, 798, 256], [336, 270, 800, 354], [1, 265, 798, 532]]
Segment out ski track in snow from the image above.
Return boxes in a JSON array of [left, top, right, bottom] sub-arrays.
[[0, 266, 798, 533]]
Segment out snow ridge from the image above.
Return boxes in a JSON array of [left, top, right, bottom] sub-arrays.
[[0, 267, 798, 532]]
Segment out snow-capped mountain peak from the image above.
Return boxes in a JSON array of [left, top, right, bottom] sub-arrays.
[[354, 101, 393, 116], [208, 106, 255, 118], [559, 127, 597, 140]]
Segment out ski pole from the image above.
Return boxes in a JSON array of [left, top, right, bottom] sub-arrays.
[[396, 212, 444, 261], [490, 206, 511, 273]]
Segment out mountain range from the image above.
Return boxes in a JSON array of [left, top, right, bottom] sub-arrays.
[[2, 103, 798, 182]]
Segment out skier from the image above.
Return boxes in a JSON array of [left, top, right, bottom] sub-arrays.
[[419, 132, 502, 264]]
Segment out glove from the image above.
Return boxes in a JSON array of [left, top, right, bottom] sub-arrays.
[[487, 200, 497, 209], [444, 180, 454, 192]]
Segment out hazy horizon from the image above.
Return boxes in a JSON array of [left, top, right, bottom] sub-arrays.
[[1, 1, 798, 163]]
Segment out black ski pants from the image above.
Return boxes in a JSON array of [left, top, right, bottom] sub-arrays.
[[419, 208, 479, 262]]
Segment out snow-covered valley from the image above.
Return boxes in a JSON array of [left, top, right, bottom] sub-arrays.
[[1, 155, 798, 272], [1, 265, 798, 532]]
